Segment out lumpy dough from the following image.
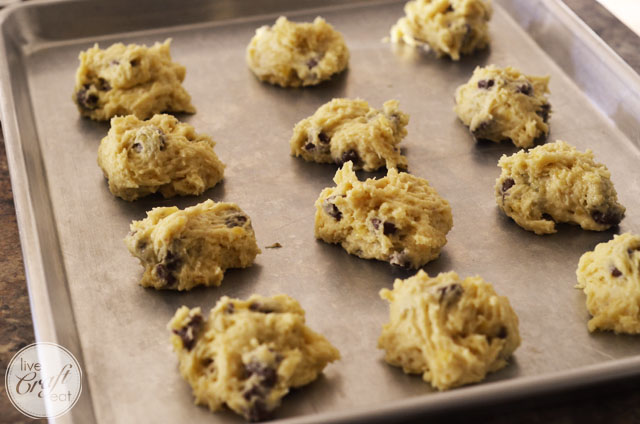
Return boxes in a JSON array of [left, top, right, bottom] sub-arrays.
[[576, 233, 640, 334], [168, 294, 340, 421], [495, 141, 625, 235], [290, 98, 409, 171], [246, 16, 349, 87], [390, 0, 492, 60], [378, 270, 520, 391], [125, 199, 260, 290], [454, 65, 551, 148], [73, 39, 195, 121], [97, 114, 224, 201], [314, 162, 452, 268]]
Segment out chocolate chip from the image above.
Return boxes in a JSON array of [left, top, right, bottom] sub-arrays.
[[389, 251, 411, 268], [322, 197, 342, 221], [242, 360, 279, 422], [155, 251, 181, 287], [371, 218, 381, 230], [132, 142, 142, 152], [245, 399, 270, 422], [243, 385, 262, 401], [172, 314, 203, 351], [536, 103, 551, 123], [497, 326, 508, 339], [306, 58, 318, 69], [501, 178, 515, 193], [164, 251, 180, 271], [611, 267, 622, 277], [130, 58, 139, 67], [249, 303, 274, 313], [226, 214, 248, 228], [338, 149, 361, 166], [201, 357, 214, 367], [472, 120, 492, 138], [245, 362, 278, 388], [76, 87, 98, 111], [304, 142, 315, 151], [318, 132, 330, 144], [478, 79, 494, 89], [383, 222, 397, 236], [446, 4, 454, 12], [516, 83, 532, 95], [591, 210, 623, 226], [541, 213, 554, 221], [438, 283, 463, 304], [96, 77, 111, 91], [157, 129, 166, 151], [225, 303, 235, 314], [155, 264, 177, 287]]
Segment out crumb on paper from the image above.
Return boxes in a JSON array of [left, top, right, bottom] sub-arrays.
[[266, 242, 282, 249]]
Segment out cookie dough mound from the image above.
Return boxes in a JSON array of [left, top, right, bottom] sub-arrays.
[[168, 294, 340, 421], [390, 0, 492, 60], [73, 39, 195, 121], [290, 98, 409, 171], [378, 270, 520, 390], [125, 200, 260, 290], [97, 114, 225, 201], [246, 16, 349, 87], [576, 233, 640, 334], [314, 162, 452, 268], [454, 65, 551, 148], [495, 141, 625, 235]]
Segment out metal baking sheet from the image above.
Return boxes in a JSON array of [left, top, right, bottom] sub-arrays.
[[1, 0, 639, 423]]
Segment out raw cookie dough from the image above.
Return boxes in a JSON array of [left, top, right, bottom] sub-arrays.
[[390, 0, 492, 60], [290, 98, 409, 171], [168, 294, 340, 421], [246, 16, 349, 87], [496, 141, 625, 235], [378, 270, 520, 391], [314, 162, 452, 268], [576, 233, 640, 334], [97, 114, 224, 201], [125, 199, 260, 290], [73, 39, 195, 121], [454, 65, 551, 148]]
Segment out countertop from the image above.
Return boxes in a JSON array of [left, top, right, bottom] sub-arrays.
[[1, 0, 639, 423]]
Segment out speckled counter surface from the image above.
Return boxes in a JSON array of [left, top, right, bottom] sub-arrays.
[[0, 1, 638, 423]]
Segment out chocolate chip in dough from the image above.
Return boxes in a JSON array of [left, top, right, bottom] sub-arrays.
[[501, 178, 515, 193], [591, 210, 623, 226], [322, 197, 342, 221], [172, 314, 203, 351], [383, 222, 397, 236], [477, 79, 494, 89]]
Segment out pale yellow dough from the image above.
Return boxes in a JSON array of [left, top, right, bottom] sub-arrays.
[[73, 39, 195, 121], [168, 295, 340, 421], [378, 270, 520, 390], [125, 200, 260, 290], [454, 65, 551, 148], [496, 141, 625, 235], [97, 114, 224, 201], [314, 162, 453, 268], [290, 98, 409, 171], [246, 16, 349, 87], [576, 233, 640, 334], [390, 0, 492, 60]]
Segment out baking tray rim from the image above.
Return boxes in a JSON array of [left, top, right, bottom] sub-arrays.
[[0, 0, 639, 423]]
